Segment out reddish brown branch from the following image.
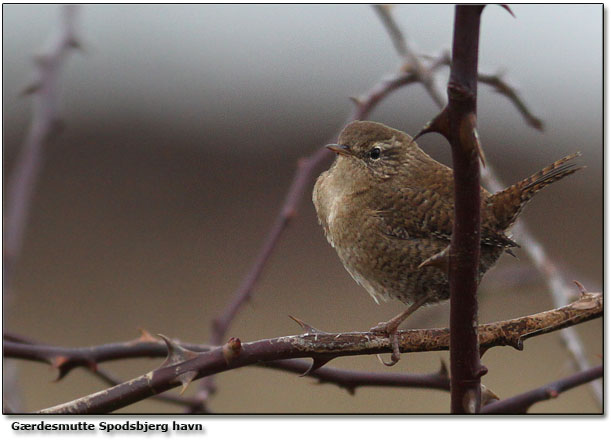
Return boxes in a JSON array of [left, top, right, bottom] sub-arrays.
[[3, 332, 449, 400], [481, 365, 603, 414], [446, 5, 485, 414], [27, 291, 600, 413]]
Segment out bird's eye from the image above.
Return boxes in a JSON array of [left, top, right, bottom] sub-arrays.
[[369, 147, 381, 160]]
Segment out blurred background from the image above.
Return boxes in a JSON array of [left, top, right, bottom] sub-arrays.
[[2, 4, 602, 413]]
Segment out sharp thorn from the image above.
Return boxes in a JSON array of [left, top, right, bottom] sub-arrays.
[[412, 107, 451, 144], [176, 371, 198, 395], [481, 384, 501, 406], [438, 359, 449, 378], [300, 356, 334, 376], [137, 327, 158, 343], [573, 280, 588, 296], [158, 334, 199, 367], [500, 4, 516, 18], [288, 315, 325, 334]]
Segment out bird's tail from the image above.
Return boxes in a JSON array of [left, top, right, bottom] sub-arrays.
[[488, 152, 583, 231]]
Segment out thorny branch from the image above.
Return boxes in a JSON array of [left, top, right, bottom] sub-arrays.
[[3, 333, 451, 402], [445, 5, 485, 413], [21, 291, 601, 413], [373, 5, 601, 405], [481, 365, 603, 414], [3, 5, 80, 291]]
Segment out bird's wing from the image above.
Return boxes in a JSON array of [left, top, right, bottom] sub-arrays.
[[374, 186, 518, 248], [372, 186, 454, 241]]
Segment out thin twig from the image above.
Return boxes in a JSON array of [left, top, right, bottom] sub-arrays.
[[29, 291, 600, 413], [3, 5, 80, 291], [373, 5, 445, 107], [481, 365, 602, 414], [477, 72, 544, 130]]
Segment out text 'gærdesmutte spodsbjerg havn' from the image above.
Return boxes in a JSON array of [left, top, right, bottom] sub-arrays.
[[11, 420, 205, 433]]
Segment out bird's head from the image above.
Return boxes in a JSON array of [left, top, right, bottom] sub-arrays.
[[327, 121, 416, 180]]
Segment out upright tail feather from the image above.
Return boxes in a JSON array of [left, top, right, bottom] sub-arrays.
[[488, 152, 584, 231]]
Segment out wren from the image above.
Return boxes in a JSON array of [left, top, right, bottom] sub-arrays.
[[313, 120, 582, 365]]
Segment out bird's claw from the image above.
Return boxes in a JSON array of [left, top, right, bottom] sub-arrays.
[[370, 322, 402, 367]]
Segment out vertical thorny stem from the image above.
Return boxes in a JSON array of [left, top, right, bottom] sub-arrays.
[[447, 5, 485, 414]]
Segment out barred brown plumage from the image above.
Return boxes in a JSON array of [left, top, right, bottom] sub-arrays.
[[313, 120, 582, 365]]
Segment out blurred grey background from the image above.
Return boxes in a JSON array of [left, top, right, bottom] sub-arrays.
[[2, 4, 602, 413]]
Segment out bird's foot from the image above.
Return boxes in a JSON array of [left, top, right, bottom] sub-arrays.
[[370, 320, 401, 367], [368, 295, 433, 367]]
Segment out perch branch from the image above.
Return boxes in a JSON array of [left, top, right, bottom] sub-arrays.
[[29, 291, 600, 414], [3, 330, 449, 397]]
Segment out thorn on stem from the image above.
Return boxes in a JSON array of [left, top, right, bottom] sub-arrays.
[[481, 384, 500, 406], [459, 112, 486, 167], [300, 356, 335, 376], [499, 4, 516, 18], [158, 334, 199, 368], [176, 371, 198, 395], [573, 280, 587, 296], [288, 315, 326, 334], [438, 359, 449, 378], [412, 106, 450, 144], [136, 327, 158, 343]]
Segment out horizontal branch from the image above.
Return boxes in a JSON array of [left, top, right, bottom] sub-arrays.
[[257, 359, 450, 394], [3, 330, 449, 398], [29, 291, 600, 414]]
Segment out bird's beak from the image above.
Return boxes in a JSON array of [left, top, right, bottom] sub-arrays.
[[326, 144, 352, 157]]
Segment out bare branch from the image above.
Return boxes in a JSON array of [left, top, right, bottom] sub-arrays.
[[3, 331, 448, 402], [477, 72, 544, 130], [373, 5, 445, 107], [444, 5, 485, 413], [482, 365, 602, 414], [3, 5, 80, 290], [28, 291, 600, 414]]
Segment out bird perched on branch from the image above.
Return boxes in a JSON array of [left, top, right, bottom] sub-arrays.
[[313, 120, 582, 365]]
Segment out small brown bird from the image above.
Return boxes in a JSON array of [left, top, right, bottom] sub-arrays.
[[313, 120, 582, 365]]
